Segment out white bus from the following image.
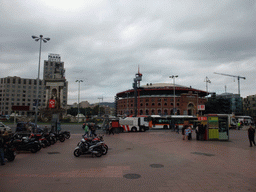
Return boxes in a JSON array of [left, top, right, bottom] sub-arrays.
[[148, 115, 198, 129]]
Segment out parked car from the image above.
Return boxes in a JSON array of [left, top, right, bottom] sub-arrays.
[[16, 122, 40, 133], [0, 122, 12, 134]]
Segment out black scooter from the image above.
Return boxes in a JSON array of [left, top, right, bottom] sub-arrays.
[[74, 138, 104, 157]]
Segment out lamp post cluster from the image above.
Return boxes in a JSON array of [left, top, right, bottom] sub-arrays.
[[76, 80, 83, 123], [32, 35, 50, 126], [169, 75, 178, 115]]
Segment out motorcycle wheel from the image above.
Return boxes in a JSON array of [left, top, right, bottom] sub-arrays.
[[42, 143, 46, 148], [94, 148, 103, 157], [31, 146, 38, 153], [37, 144, 41, 151], [6, 152, 15, 162], [50, 139, 55, 145], [65, 134, 70, 139], [102, 145, 108, 155], [46, 140, 51, 147], [74, 149, 81, 157], [59, 136, 65, 142]]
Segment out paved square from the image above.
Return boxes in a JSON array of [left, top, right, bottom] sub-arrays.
[[0, 127, 255, 192]]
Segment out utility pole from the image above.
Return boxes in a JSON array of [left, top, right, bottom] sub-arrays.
[[133, 69, 142, 117], [98, 96, 103, 117], [204, 76, 211, 93], [214, 72, 246, 96]]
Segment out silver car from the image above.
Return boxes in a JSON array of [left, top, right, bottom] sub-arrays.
[[0, 122, 12, 134]]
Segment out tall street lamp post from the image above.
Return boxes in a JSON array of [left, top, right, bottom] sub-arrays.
[[169, 75, 178, 115], [76, 80, 83, 123], [32, 35, 50, 126]]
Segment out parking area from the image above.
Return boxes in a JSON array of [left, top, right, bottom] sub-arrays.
[[0, 126, 256, 192]]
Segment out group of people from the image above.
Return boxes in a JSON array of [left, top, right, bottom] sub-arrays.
[[181, 124, 206, 141], [181, 125, 193, 140], [82, 123, 97, 137]]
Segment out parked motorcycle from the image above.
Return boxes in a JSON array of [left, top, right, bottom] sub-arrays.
[[61, 131, 70, 139], [74, 138, 104, 157], [77, 135, 108, 155], [50, 131, 65, 142], [9, 133, 40, 153], [29, 133, 49, 148]]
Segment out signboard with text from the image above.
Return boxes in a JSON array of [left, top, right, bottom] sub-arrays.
[[197, 105, 205, 111]]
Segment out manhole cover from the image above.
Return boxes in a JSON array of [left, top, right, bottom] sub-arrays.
[[191, 152, 215, 156], [48, 152, 60, 154], [150, 164, 164, 168], [123, 174, 141, 179]]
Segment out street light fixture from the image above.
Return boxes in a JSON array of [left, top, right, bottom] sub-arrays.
[[76, 80, 83, 123], [169, 75, 178, 115], [32, 35, 50, 127]]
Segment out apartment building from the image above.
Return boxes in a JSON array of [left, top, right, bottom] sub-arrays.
[[0, 53, 68, 116]]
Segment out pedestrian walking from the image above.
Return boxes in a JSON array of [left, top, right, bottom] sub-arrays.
[[90, 123, 97, 137], [237, 122, 241, 130], [175, 124, 179, 134], [182, 125, 186, 140], [108, 124, 115, 135], [187, 126, 192, 140], [82, 123, 86, 130], [196, 124, 200, 140], [248, 126, 255, 147], [83, 123, 89, 137], [0, 131, 6, 165]]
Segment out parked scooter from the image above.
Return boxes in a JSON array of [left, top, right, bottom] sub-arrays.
[[74, 138, 104, 157]]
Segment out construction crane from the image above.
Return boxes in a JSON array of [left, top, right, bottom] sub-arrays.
[[214, 72, 246, 96]]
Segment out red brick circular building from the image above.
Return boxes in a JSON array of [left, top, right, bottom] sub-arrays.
[[116, 83, 208, 116]]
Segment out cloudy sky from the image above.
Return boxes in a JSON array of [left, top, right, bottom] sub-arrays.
[[1, 0, 256, 104]]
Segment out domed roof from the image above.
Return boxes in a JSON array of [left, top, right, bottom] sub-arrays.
[[141, 83, 187, 89]]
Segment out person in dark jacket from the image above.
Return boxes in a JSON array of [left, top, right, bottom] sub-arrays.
[[248, 126, 255, 147], [182, 125, 187, 140], [0, 131, 5, 165]]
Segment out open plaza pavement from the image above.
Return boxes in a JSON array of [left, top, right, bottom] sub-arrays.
[[0, 125, 256, 192]]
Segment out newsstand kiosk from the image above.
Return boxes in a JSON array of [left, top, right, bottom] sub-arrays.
[[206, 114, 229, 141]]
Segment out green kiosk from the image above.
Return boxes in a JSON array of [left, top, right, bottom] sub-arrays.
[[207, 114, 229, 141]]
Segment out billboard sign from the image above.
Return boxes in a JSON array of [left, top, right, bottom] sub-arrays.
[[49, 100, 55, 108]]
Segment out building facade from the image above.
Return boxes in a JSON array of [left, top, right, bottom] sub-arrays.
[[216, 93, 243, 115], [0, 76, 45, 116], [0, 54, 68, 118], [116, 83, 208, 116], [243, 94, 256, 121]]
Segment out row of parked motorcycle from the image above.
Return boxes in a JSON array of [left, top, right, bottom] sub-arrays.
[[4, 130, 71, 162], [74, 134, 108, 158]]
